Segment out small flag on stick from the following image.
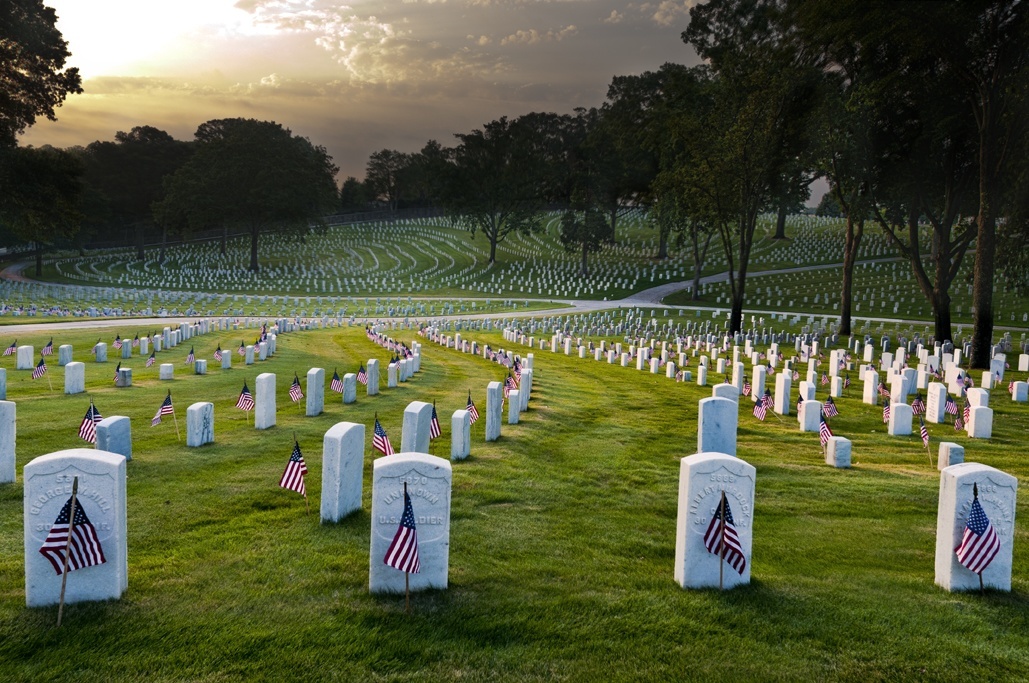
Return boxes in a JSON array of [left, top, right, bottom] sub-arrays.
[[373, 416, 395, 456]]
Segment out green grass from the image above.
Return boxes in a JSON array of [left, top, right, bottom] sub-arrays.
[[1, 323, 1027, 681]]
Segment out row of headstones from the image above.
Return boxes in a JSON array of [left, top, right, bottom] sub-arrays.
[[673, 452, 1018, 592]]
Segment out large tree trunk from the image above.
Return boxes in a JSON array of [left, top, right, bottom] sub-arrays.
[[690, 231, 712, 302], [839, 215, 863, 336], [249, 225, 260, 271], [608, 205, 618, 241], [488, 237, 497, 264], [773, 202, 788, 239], [932, 289, 953, 343], [970, 106, 998, 370], [656, 224, 669, 259]]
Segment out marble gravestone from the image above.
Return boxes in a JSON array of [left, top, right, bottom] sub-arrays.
[[485, 382, 503, 442], [888, 403, 913, 436], [159, 363, 174, 380], [94, 342, 108, 363], [798, 400, 821, 432], [306, 368, 324, 417], [697, 397, 737, 457], [64, 362, 85, 395], [366, 359, 380, 396], [23, 449, 127, 607], [245, 345, 255, 365], [451, 410, 471, 461], [712, 383, 739, 403], [935, 463, 1017, 592], [0, 401, 14, 483], [674, 452, 755, 590], [938, 442, 964, 471], [321, 422, 365, 523], [343, 373, 357, 404], [58, 345, 73, 366], [400, 401, 433, 454], [186, 403, 214, 447], [825, 436, 851, 468], [16, 345, 33, 370], [925, 382, 947, 424], [369, 453, 452, 594], [508, 390, 520, 424], [95, 416, 131, 461], [255, 373, 276, 429]]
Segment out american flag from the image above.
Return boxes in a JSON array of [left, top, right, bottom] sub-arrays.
[[792, 370, 799, 381], [504, 375, 516, 399], [383, 486, 421, 574], [955, 414, 964, 431], [467, 393, 479, 424], [146, 351, 156, 367], [945, 395, 958, 415], [357, 364, 368, 385], [2, 340, 15, 356], [41, 338, 53, 356], [214, 346, 223, 361], [955, 484, 1000, 574], [919, 417, 929, 448], [883, 402, 891, 424], [753, 391, 770, 421], [78, 402, 103, 443], [112, 335, 123, 350], [91, 338, 99, 355], [279, 441, 308, 497], [184, 347, 195, 364], [742, 378, 751, 397], [703, 494, 746, 575], [430, 402, 441, 440], [820, 372, 829, 386], [237, 341, 246, 357], [152, 392, 174, 426], [289, 374, 304, 402], [38, 495, 107, 575], [373, 418, 395, 455], [330, 370, 344, 393], [132, 334, 139, 348], [844, 374, 851, 389], [796, 395, 803, 414], [113, 362, 121, 383], [911, 394, 925, 415], [236, 381, 254, 411], [819, 415, 833, 448], [878, 383, 891, 398], [32, 356, 47, 379], [823, 396, 839, 418], [963, 398, 971, 425]]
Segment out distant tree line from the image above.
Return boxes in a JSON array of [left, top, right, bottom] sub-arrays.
[[1, 0, 1027, 368]]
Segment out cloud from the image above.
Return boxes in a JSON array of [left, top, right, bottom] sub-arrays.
[[643, 0, 699, 27], [500, 25, 578, 46], [603, 10, 623, 24]]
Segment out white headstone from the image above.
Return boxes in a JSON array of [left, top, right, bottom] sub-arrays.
[[16, 345, 33, 370], [674, 452, 754, 589], [401, 401, 433, 454], [966, 406, 992, 439], [798, 381, 816, 402], [485, 382, 503, 442], [0, 401, 14, 483], [967, 388, 989, 408], [752, 366, 767, 403], [116, 368, 132, 387], [369, 453, 452, 594], [888, 403, 913, 436], [159, 363, 174, 380], [798, 400, 821, 432], [1013, 381, 1028, 403], [508, 390, 520, 424], [306, 368, 324, 417], [697, 365, 708, 387], [221, 352, 231, 370], [255, 373, 276, 429], [321, 422, 365, 523], [937, 442, 964, 471], [58, 345, 73, 366], [935, 463, 1017, 592], [925, 382, 947, 423], [825, 436, 851, 468], [388, 363, 398, 388], [64, 362, 85, 394], [366, 359, 380, 396], [245, 345, 255, 365], [774, 372, 791, 416], [194, 359, 207, 375], [95, 416, 131, 461], [94, 343, 108, 363], [23, 449, 127, 607], [451, 410, 470, 461], [712, 383, 739, 403], [863, 371, 880, 406], [186, 402, 214, 447], [343, 373, 357, 404], [697, 397, 737, 457]]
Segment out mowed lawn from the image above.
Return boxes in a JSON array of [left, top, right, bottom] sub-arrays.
[[0, 324, 1027, 682]]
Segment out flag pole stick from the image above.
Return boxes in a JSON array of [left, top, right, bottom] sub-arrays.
[[978, 571, 984, 595], [56, 477, 79, 628], [46, 370, 54, 394], [718, 490, 727, 592], [171, 394, 181, 442]]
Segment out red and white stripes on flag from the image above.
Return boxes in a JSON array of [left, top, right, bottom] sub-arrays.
[[466, 394, 479, 424], [32, 356, 47, 379], [279, 441, 308, 497], [955, 488, 1000, 574], [703, 495, 746, 575], [289, 375, 304, 403], [236, 381, 255, 411], [78, 402, 103, 443], [38, 496, 107, 575], [373, 418, 395, 456], [430, 403, 442, 439], [383, 487, 421, 574]]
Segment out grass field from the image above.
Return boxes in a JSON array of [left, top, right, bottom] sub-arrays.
[[1, 322, 1027, 682]]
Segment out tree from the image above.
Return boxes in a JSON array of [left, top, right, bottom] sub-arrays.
[[558, 109, 614, 276], [364, 149, 410, 219], [0, 0, 81, 147], [443, 116, 548, 264], [80, 126, 192, 258], [338, 176, 369, 213], [0, 145, 83, 274], [155, 118, 338, 271], [683, 0, 820, 333]]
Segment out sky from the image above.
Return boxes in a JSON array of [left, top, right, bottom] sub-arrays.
[[20, 0, 704, 180]]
